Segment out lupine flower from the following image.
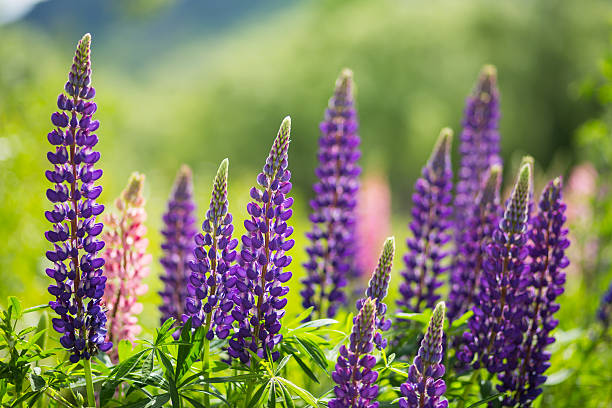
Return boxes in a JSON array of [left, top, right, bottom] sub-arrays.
[[498, 177, 569, 406], [459, 161, 533, 374], [185, 159, 238, 341], [102, 173, 151, 359], [356, 172, 392, 282], [159, 165, 197, 324], [454, 65, 502, 234], [302, 69, 361, 319], [399, 302, 448, 408], [45, 33, 112, 362], [357, 237, 395, 349], [330, 297, 379, 408], [447, 165, 502, 322], [598, 281, 612, 327], [565, 163, 598, 282], [398, 128, 453, 313], [228, 117, 294, 363]]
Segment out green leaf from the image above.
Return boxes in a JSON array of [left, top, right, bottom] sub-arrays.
[[156, 350, 180, 408], [8, 297, 22, 319], [29, 367, 46, 391], [294, 319, 338, 330], [292, 353, 320, 383], [247, 381, 270, 408], [293, 336, 328, 373], [276, 377, 318, 407], [466, 393, 505, 408], [275, 355, 291, 374], [268, 381, 276, 408], [22, 304, 50, 314], [118, 393, 170, 408], [279, 382, 296, 408], [175, 318, 192, 380], [100, 350, 148, 405], [285, 307, 314, 328]]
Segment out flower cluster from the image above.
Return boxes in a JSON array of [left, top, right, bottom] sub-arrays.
[[101, 173, 151, 358], [356, 173, 392, 280], [399, 302, 448, 408], [453, 65, 502, 233], [398, 129, 453, 313], [185, 159, 238, 340], [228, 117, 294, 363], [159, 166, 197, 325], [329, 297, 379, 408], [45, 33, 111, 363], [447, 165, 502, 322], [459, 160, 533, 373], [499, 178, 569, 406], [302, 69, 361, 319], [599, 282, 612, 327], [357, 237, 395, 349]]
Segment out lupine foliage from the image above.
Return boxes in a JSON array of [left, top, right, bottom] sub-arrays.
[[3, 33, 600, 408]]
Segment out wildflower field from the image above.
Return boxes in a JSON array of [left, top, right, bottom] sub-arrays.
[[1, 1, 612, 407]]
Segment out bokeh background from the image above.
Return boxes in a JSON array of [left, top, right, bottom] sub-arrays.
[[1, 0, 612, 353]]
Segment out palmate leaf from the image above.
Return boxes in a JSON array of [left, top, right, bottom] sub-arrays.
[[117, 393, 170, 408], [466, 392, 505, 408], [156, 349, 180, 408], [100, 350, 149, 406], [247, 380, 271, 408]]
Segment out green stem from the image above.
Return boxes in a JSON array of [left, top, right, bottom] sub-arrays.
[[83, 359, 96, 408], [202, 338, 211, 407]]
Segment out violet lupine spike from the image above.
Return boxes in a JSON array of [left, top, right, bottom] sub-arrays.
[[330, 297, 379, 408], [101, 173, 151, 361], [159, 165, 198, 325], [357, 237, 395, 349], [459, 161, 533, 374], [45, 34, 111, 363], [398, 128, 453, 313], [454, 65, 502, 232], [499, 177, 569, 407], [302, 69, 361, 319], [228, 117, 294, 363], [399, 302, 448, 408], [598, 282, 612, 327], [447, 165, 503, 323], [185, 159, 238, 341]]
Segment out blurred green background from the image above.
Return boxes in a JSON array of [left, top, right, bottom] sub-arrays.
[[1, 0, 611, 331]]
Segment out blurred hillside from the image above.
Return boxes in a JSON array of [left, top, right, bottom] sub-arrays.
[[1, 0, 611, 320]]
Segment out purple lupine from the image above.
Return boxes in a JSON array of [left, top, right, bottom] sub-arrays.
[[454, 65, 501, 235], [598, 281, 612, 327], [447, 165, 503, 322], [45, 34, 112, 362], [228, 117, 294, 363], [459, 160, 533, 374], [185, 159, 238, 340], [357, 237, 395, 349], [302, 69, 361, 319], [398, 128, 453, 313], [498, 178, 569, 406], [159, 165, 197, 324], [399, 302, 448, 408], [330, 297, 379, 408]]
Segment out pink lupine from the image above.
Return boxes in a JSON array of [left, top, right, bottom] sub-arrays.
[[356, 172, 391, 283], [102, 173, 151, 359]]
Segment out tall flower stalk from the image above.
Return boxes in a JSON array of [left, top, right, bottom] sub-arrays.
[[159, 165, 197, 325], [329, 297, 379, 408], [45, 33, 109, 407], [185, 159, 237, 405], [499, 178, 570, 406], [357, 237, 395, 349], [459, 160, 533, 374], [447, 165, 502, 322], [101, 173, 150, 361], [302, 69, 361, 319], [454, 65, 501, 235], [399, 302, 448, 408], [398, 128, 453, 313], [229, 117, 294, 364]]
